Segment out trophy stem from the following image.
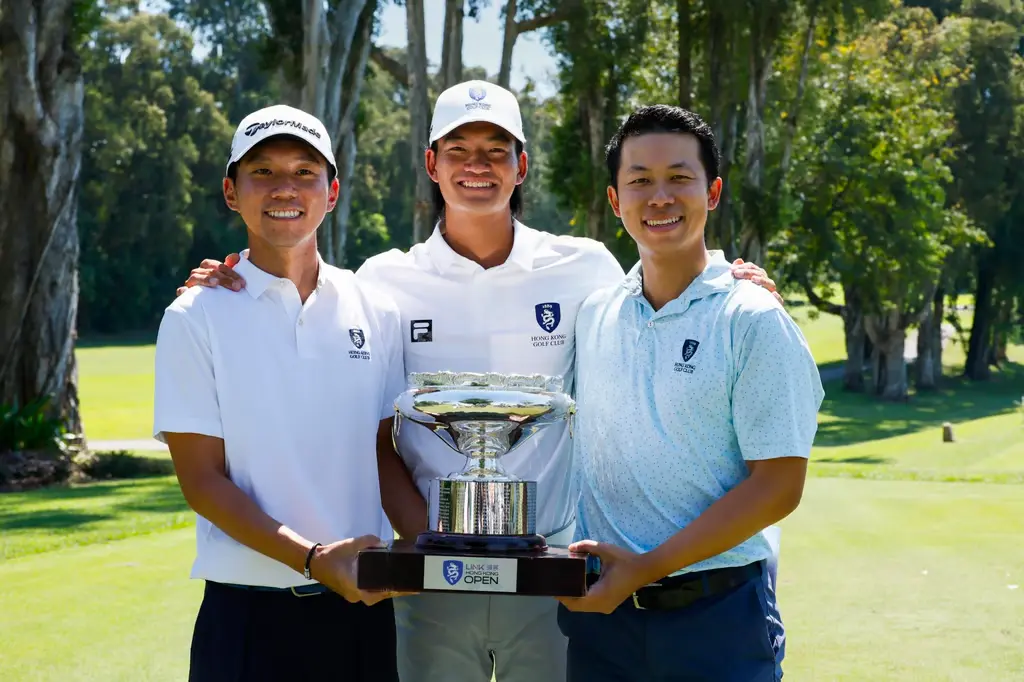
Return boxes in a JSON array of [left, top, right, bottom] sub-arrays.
[[450, 420, 517, 479]]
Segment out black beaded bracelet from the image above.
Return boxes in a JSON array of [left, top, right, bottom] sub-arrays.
[[304, 543, 322, 580]]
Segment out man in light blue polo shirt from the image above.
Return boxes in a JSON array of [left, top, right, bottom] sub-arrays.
[[557, 105, 824, 681]]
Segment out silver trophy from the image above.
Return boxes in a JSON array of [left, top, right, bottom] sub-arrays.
[[394, 371, 575, 552]]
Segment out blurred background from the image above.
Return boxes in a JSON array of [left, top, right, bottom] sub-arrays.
[[0, 1, 1022, 680]]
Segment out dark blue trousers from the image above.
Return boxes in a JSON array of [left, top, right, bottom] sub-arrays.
[[557, 561, 784, 682]]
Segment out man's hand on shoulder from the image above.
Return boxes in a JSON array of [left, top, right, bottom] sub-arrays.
[[729, 258, 783, 306], [176, 252, 246, 296]]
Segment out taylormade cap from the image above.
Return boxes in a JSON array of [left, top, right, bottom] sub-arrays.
[[226, 105, 337, 177], [429, 80, 526, 145]]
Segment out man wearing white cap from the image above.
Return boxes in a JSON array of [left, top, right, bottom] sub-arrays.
[[154, 104, 422, 681], [178, 84, 780, 681]]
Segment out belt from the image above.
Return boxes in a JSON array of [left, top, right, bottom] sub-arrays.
[[586, 561, 762, 611], [217, 581, 330, 597]]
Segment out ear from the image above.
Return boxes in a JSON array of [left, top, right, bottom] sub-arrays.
[[516, 149, 529, 186], [223, 177, 240, 212], [707, 177, 723, 211], [425, 147, 439, 183], [606, 185, 621, 218], [326, 176, 340, 212]]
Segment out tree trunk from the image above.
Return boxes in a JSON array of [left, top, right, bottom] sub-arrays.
[[965, 257, 995, 380], [778, 0, 818, 181], [915, 287, 944, 390], [322, 0, 375, 266], [441, 0, 464, 89], [406, 0, 433, 242], [865, 312, 908, 401], [677, 0, 691, 108], [0, 0, 85, 443], [582, 85, 606, 241], [842, 306, 866, 393], [499, 0, 518, 88]]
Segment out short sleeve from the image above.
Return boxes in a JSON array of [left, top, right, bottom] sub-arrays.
[[153, 302, 224, 443], [732, 307, 824, 461], [378, 304, 406, 421], [590, 244, 627, 288]]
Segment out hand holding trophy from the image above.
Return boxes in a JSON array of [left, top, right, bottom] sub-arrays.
[[357, 371, 586, 597]]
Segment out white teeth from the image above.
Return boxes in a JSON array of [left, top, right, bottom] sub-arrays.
[[267, 210, 301, 218], [460, 181, 494, 188], [646, 217, 680, 226]]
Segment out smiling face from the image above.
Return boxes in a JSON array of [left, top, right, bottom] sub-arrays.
[[223, 137, 338, 248], [425, 121, 527, 219], [608, 132, 722, 258]]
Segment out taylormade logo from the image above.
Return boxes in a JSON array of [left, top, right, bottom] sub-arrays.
[[244, 119, 321, 139]]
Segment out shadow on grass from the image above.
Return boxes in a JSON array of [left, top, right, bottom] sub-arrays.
[[816, 361, 1024, 447], [0, 477, 187, 532], [0, 511, 110, 530], [814, 455, 892, 465]]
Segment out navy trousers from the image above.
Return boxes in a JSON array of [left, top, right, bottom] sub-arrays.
[[557, 561, 784, 682]]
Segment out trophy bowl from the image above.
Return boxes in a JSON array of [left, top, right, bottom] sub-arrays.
[[394, 371, 575, 553]]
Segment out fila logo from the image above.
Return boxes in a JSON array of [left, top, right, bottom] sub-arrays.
[[411, 319, 433, 343]]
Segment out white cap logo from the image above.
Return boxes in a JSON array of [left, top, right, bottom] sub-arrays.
[[429, 80, 525, 145], [226, 104, 337, 178]]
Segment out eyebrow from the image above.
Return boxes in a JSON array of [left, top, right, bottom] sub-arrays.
[[626, 162, 694, 172]]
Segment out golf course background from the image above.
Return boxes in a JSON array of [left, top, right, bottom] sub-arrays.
[[1, 304, 1022, 681]]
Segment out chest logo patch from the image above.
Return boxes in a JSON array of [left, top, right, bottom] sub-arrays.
[[535, 302, 561, 333], [682, 339, 700, 362], [348, 327, 371, 360]]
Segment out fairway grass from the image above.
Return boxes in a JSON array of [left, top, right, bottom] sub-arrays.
[[0, 476, 190, 561], [77, 342, 157, 441], [1, 478, 1022, 681]]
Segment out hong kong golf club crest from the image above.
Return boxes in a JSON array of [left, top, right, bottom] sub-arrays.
[[682, 339, 700, 362], [535, 303, 561, 333], [349, 328, 365, 349], [443, 560, 463, 586]]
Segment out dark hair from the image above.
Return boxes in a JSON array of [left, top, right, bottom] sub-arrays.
[[605, 105, 720, 189], [429, 140, 525, 226], [226, 137, 337, 183]]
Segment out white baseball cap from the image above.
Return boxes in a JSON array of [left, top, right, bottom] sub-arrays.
[[429, 80, 526, 145], [226, 104, 337, 177]]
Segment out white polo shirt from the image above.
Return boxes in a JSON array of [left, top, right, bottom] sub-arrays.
[[153, 253, 405, 588], [356, 221, 624, 538]]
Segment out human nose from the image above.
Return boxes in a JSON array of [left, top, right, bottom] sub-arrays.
[[648, 183, 675, 207], [269, 179, 299, 199]]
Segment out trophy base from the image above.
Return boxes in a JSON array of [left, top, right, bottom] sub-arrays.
[[415, 530, 547, 553], [357, 538, 587, 597]]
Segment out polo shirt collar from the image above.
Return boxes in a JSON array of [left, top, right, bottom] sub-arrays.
[[621, 249, 734, 304], [424, 219, 550, 274], [235, 248, 328, 299]]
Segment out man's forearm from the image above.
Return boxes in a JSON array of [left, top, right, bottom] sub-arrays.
[[636, 466, 802, 586], [183, 474, 314, 575], [377, 444, 428, 539]]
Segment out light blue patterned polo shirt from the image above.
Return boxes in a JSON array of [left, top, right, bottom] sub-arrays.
[[572, 251, 824, 574]]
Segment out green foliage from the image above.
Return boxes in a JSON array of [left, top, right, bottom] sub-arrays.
[[782, 7, 986, 315], [78, 3, 235, 333], [0, 396, 66, 454]]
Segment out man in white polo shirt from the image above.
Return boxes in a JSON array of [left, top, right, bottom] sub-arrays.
[[557, 105, 824, 681], [154, 104, 419, 682], [176, 83, 781, 682]]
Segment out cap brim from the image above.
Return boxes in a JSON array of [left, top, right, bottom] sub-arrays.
[[429, 114, 526, 144], [226, 132, 338, 176]]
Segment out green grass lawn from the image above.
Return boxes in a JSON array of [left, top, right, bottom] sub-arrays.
[[77, 340, 157, 441], [12, 322, 1018, 680], [1, 476, 1021, 681]]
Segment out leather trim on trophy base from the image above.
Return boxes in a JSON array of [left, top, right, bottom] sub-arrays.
[[414, 530, 547, 553], [356, 538, 587, 597]]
